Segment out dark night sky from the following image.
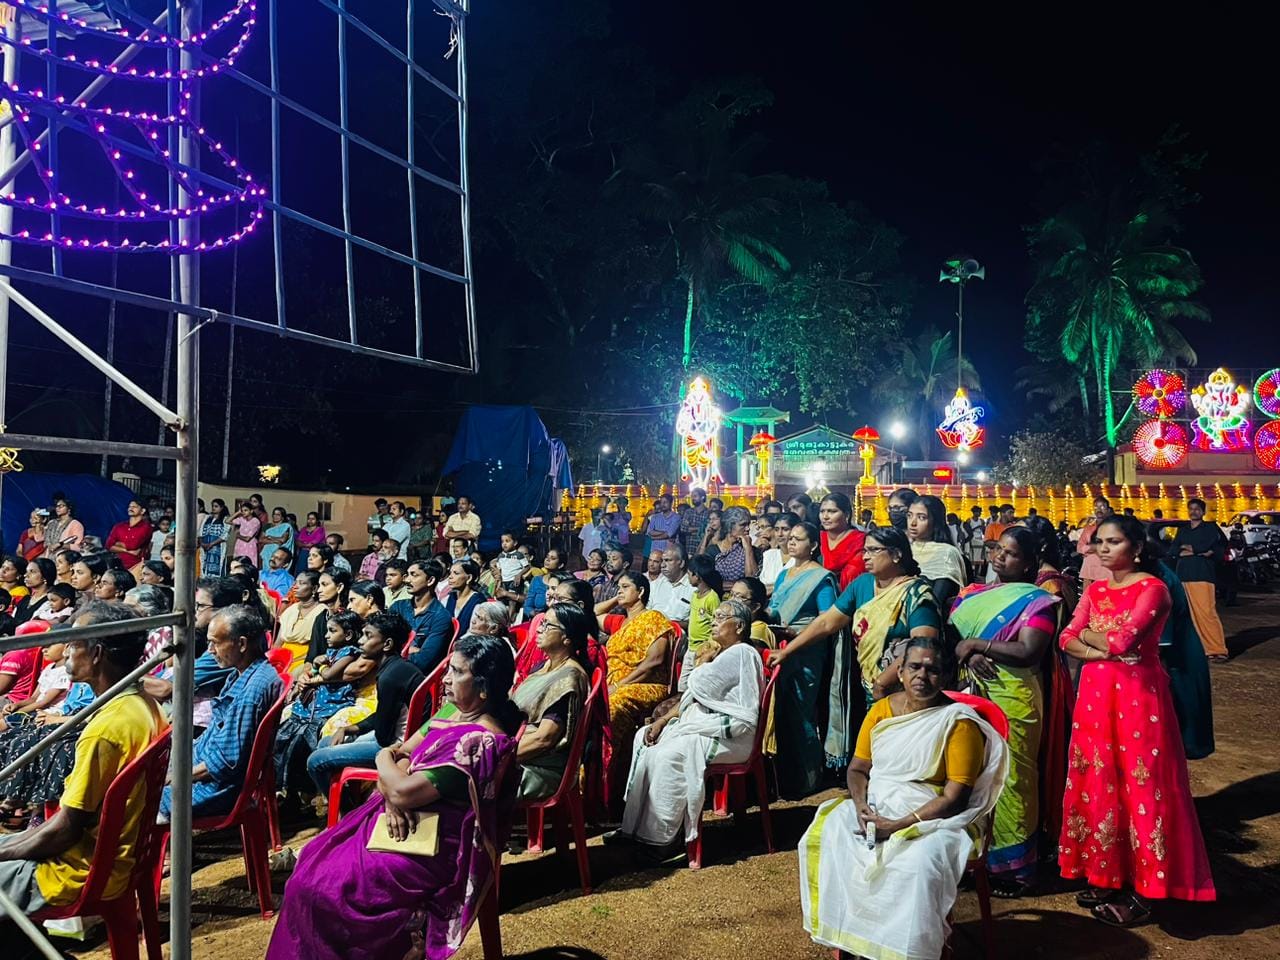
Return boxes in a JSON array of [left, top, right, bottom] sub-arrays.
[[6, 3, 1277, 486], [610, 2, 1278, 423]]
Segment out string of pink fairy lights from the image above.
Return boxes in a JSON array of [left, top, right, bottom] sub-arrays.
[[0, 0, 264, 252]]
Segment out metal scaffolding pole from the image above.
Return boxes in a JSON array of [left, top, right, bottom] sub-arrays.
[[168, 2, 202, 956], [0, 8, 19, 534]]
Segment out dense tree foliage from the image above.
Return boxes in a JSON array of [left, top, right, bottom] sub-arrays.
[[461, 5, 915, 480]]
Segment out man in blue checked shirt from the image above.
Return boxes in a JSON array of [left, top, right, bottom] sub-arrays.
[[159, 604, 283, 822]]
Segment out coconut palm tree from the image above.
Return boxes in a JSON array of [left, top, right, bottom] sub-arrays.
[[878, 327, 981, 460], [1025, 198, 1207, 449]]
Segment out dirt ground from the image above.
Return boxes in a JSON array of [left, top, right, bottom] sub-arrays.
[[70, 590, 1280, 960]]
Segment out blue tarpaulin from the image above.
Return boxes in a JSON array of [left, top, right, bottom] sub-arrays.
[[441, 406, 572, 552], [1, 472, 138, 553]]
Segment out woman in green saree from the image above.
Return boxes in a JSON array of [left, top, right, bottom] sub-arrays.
[[512, 602, 591, 800], [765, 521, 838, 798]]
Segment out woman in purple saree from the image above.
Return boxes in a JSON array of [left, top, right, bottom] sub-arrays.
[[267, 635, 522, 960]]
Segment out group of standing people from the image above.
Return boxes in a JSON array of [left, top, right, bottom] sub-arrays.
[[792, 496, 1218, 960], [571, 485, 1224, 958]]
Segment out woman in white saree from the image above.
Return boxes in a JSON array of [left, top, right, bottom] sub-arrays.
[[617, 598, 763, 847], [800, 637, 1009, 960]]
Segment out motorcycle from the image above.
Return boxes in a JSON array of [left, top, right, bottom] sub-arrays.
[[1236, 528, 1280, 586]]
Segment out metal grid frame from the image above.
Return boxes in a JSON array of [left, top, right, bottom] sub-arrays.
[[0, 2, 477, 957]]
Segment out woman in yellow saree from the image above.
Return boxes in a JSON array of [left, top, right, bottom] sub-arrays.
[[602, 571, 675, 804]]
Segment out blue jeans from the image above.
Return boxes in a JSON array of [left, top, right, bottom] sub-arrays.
[[306, 731, 380, 794]]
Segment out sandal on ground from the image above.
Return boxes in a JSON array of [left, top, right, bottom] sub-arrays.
[[989, 876, 1034, 899], [1076, 887, 1121, 908], [1092, 894, 1151, 928]]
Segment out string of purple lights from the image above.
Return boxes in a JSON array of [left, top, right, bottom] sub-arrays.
[[0, 0, 265, 253]]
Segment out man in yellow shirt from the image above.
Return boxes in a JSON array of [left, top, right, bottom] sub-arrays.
[[0, 602, 164, 913], [441, 495, 482, 546]]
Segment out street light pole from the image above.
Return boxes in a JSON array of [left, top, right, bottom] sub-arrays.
[[597, 444, 611, 483]]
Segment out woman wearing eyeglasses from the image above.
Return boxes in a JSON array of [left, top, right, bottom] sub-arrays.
[[769, 527, 939, 771], [42, 499, 84, 559], [511, 603, 591, 801]]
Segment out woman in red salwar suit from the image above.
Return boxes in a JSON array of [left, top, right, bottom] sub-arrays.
[[818, 493, 865, 591], [1057, 514, 1215, 926]]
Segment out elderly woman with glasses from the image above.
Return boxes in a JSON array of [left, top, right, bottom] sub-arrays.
[[511, 603, 592, 801], [770, 527, 939, 771], [614, 597, 763, 850]]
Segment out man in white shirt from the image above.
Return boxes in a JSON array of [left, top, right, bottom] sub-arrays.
[[760, 515, 796, 594], [442, 496, 482, 545], [644, 548, 664, 583], [964, 506, 987, 569], [648, 543, 695, 624], [383, 501, 413, 560]]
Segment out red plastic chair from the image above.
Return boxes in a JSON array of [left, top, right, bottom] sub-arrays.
[[941, 689, 1010, 960], [265, 647, 293, 679], [666, 620, 686, 693], [579, 646, 612, 822], [34, 729, 173, 960], [686, 649, 778, 869], [160, 679, 290, 919], [509, 621, 531, 652], [326, 674, 435, 828], [517, 667, 604, 894]]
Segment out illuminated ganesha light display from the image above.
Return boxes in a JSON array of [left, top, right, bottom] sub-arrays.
[[1189, 367, 1252, 451], [936, 387, 985, 452], [676, 377, 722, 490]]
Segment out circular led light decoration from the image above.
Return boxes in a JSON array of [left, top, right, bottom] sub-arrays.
[[1132, 369, 1187, 420], [1133, 419, 1190, 470], [1254, 369, 1280, 420], [1256, 420, 1280, 472]]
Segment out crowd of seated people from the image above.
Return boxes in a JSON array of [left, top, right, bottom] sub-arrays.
[[0, 485, 1224, 960]]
